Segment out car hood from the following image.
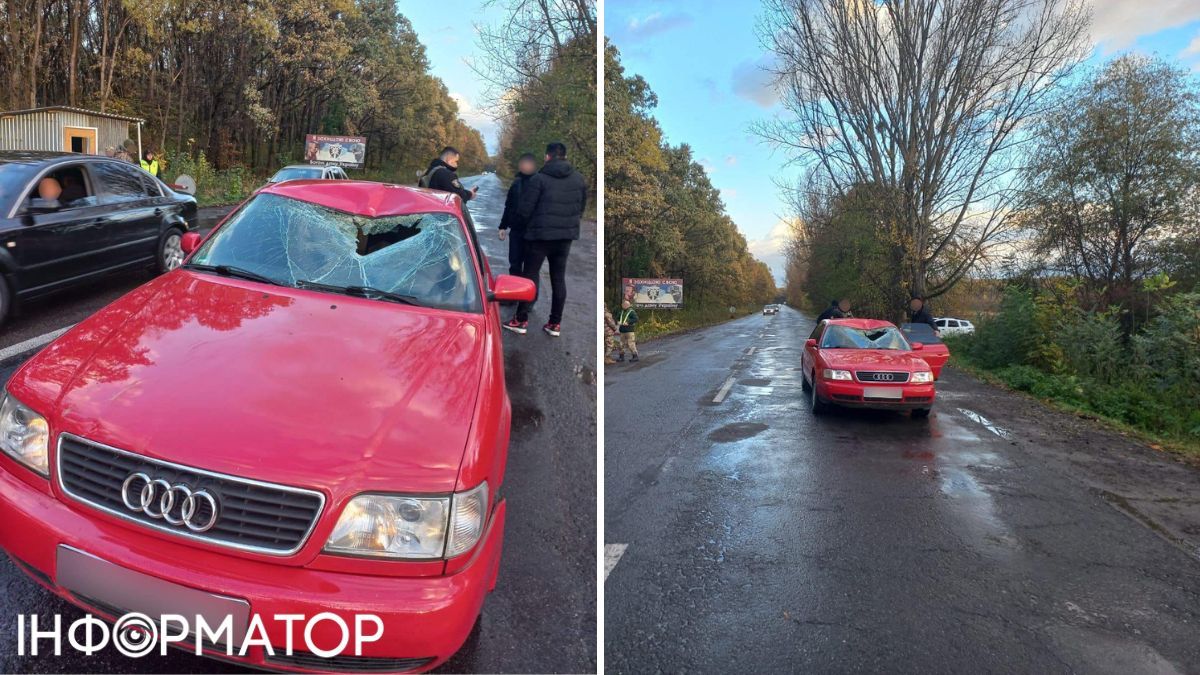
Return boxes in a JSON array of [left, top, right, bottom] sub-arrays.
[[20, 271, 486, 494], [821, 349, 930, 371]]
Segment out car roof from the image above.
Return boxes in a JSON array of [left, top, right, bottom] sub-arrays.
[[824, 318, 897, 330], [258, 180, 460, 218], [276, 164, 328, 171], [0, 151, 106, 166]]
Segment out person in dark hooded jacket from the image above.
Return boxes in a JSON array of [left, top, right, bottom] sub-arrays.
[[502, 142, 587, 337], [499, 153, 538, 278]]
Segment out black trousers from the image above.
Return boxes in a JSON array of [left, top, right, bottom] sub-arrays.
[[516, 239, 572, 324]]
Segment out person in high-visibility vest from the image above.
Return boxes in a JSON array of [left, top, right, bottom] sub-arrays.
[[140, 151, 160, 177]]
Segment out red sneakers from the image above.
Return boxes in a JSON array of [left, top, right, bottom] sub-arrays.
[[544, 323, 561, 337], [503, 318, 528, 334]]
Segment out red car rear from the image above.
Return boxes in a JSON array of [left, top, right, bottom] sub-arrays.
[[801, 318, 937, 418], [0, 180, 534, 672]]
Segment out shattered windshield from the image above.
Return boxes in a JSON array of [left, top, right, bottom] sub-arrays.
[[189, 193, 480, 312], [821, 325, 910, 350]]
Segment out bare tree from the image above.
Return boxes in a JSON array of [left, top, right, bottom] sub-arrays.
[[760, 0, 1090, 306], [473, 0, 595, 109]]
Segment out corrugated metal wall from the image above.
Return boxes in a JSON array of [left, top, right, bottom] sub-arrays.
[[0, 110, 134, 153]]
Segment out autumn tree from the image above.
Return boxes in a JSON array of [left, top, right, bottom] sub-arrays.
[[605, 44, 776, 314], [1020, 55, 1200, 324]]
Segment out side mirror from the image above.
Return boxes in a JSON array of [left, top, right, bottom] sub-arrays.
[[911, 342, 924, 351], [181, 231, 203, 254], [490, 274, 536, 303], [805, 338, 817, 349]]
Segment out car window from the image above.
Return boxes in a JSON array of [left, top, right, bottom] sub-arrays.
[[93, 162, 150, 203], [189, 192, 481, 313], [0, 163, 39, 211], [139, 172, 163, 196], [23, 163, 97, 210], [900, 322, 944, 344], [820, 325, 909, 350], [809, 323, 824, 341], [946, 320, 959, 328], [270, 167, 324, 182]]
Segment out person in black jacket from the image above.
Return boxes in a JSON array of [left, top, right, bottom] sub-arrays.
[[909, 295, 939, 333], [503, 142, 587, 338], [816, 299, 843, 322], [499, 153, 538, 278], [420, 147, 477, 204]]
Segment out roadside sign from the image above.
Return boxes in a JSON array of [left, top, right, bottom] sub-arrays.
[[304, 134, 366, 169], [623, 278, 684, 309]]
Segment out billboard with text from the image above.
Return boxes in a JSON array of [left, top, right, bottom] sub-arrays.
[[304, 134, 366, 169], [622, 278, 684, 309]]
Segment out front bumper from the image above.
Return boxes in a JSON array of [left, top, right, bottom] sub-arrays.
[[0, 461, 503, 673], [817, 379, 936, 410]]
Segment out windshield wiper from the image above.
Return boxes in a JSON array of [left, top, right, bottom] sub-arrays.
[[184, 263, 282, 286], [295, 280, 425, 307]]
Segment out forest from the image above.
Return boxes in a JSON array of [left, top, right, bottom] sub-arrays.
[[604, 44, 777, 334], [0, 0, 488, 185]]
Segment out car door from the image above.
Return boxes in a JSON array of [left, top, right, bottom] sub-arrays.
[[8, 163, 116, 295], [90, 160, 164, 267], [802, 323, 824, 379]]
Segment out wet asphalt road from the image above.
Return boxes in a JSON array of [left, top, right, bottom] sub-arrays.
[[0, 173, 597, 673], [604, 305, 1200, 674]]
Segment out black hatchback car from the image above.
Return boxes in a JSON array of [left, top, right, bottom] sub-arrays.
[[0, 151, 197, 325]]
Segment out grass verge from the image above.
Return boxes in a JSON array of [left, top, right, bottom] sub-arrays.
[[947, 349, 1200, 461]]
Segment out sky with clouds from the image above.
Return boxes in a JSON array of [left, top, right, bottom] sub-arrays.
[[607, 0, 1200, 282], [403, 1, 509, 154]]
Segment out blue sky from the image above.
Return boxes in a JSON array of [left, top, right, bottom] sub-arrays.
[[607, 0, 1200, 282], [403, 1, 509, 153]]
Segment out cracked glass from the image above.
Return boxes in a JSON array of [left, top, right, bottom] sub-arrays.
[[190, 192, 481, 312]]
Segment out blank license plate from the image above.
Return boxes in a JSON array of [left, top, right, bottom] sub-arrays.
[[56, 545, 250, 643], [862, 387, 903, 399]]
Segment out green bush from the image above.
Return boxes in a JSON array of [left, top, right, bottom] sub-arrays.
[[960, 285, 1200, 450], [162, 150, 253, 207]]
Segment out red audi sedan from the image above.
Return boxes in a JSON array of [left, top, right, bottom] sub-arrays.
[[0, 180, 534, 672], [801, 318, 937, 418]]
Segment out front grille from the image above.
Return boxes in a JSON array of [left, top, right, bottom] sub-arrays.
[[57, 434, 324, 555], [266, 652, 433, 673], [855, 370, 910, 383]]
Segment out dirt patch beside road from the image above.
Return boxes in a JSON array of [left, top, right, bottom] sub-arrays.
[[941, 366, 1200, 562]]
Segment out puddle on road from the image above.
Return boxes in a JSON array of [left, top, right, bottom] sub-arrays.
[[574, 364, 596, 385], [708, 422, 769, 443], [739, 378, 772, 387], [511, 401, 546, 431]]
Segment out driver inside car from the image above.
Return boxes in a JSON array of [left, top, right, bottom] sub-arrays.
[[28, 176, 63, 209]]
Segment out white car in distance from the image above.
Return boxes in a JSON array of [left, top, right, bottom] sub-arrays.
[[935, 317, 975, 336]]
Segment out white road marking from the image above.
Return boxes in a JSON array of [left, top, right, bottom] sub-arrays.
[[958, 408, 1012, 439], [0, 325, 74, 362], [604, 543, 629, 582], [712, 376, 736, 404], [746, 347, 756, 355]]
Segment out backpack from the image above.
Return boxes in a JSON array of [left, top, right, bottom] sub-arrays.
[[418, 165, 446, 189]]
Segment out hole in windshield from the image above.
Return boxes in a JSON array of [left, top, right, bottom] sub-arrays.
[[188, 192, 480, 312], [820, 325, 910, 350]]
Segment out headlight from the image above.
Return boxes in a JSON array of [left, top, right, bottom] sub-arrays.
[[911, 371, 934, 383], [324, 482, 488, 560], [0, 393, 50, 476], [823, 369, 852, 381]]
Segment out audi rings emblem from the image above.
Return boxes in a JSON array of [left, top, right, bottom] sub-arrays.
[[872, 373, 897, 381], [121, 472, 219, 532]]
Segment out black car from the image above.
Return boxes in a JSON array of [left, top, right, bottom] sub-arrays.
[[0, 151, 197, 324]]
